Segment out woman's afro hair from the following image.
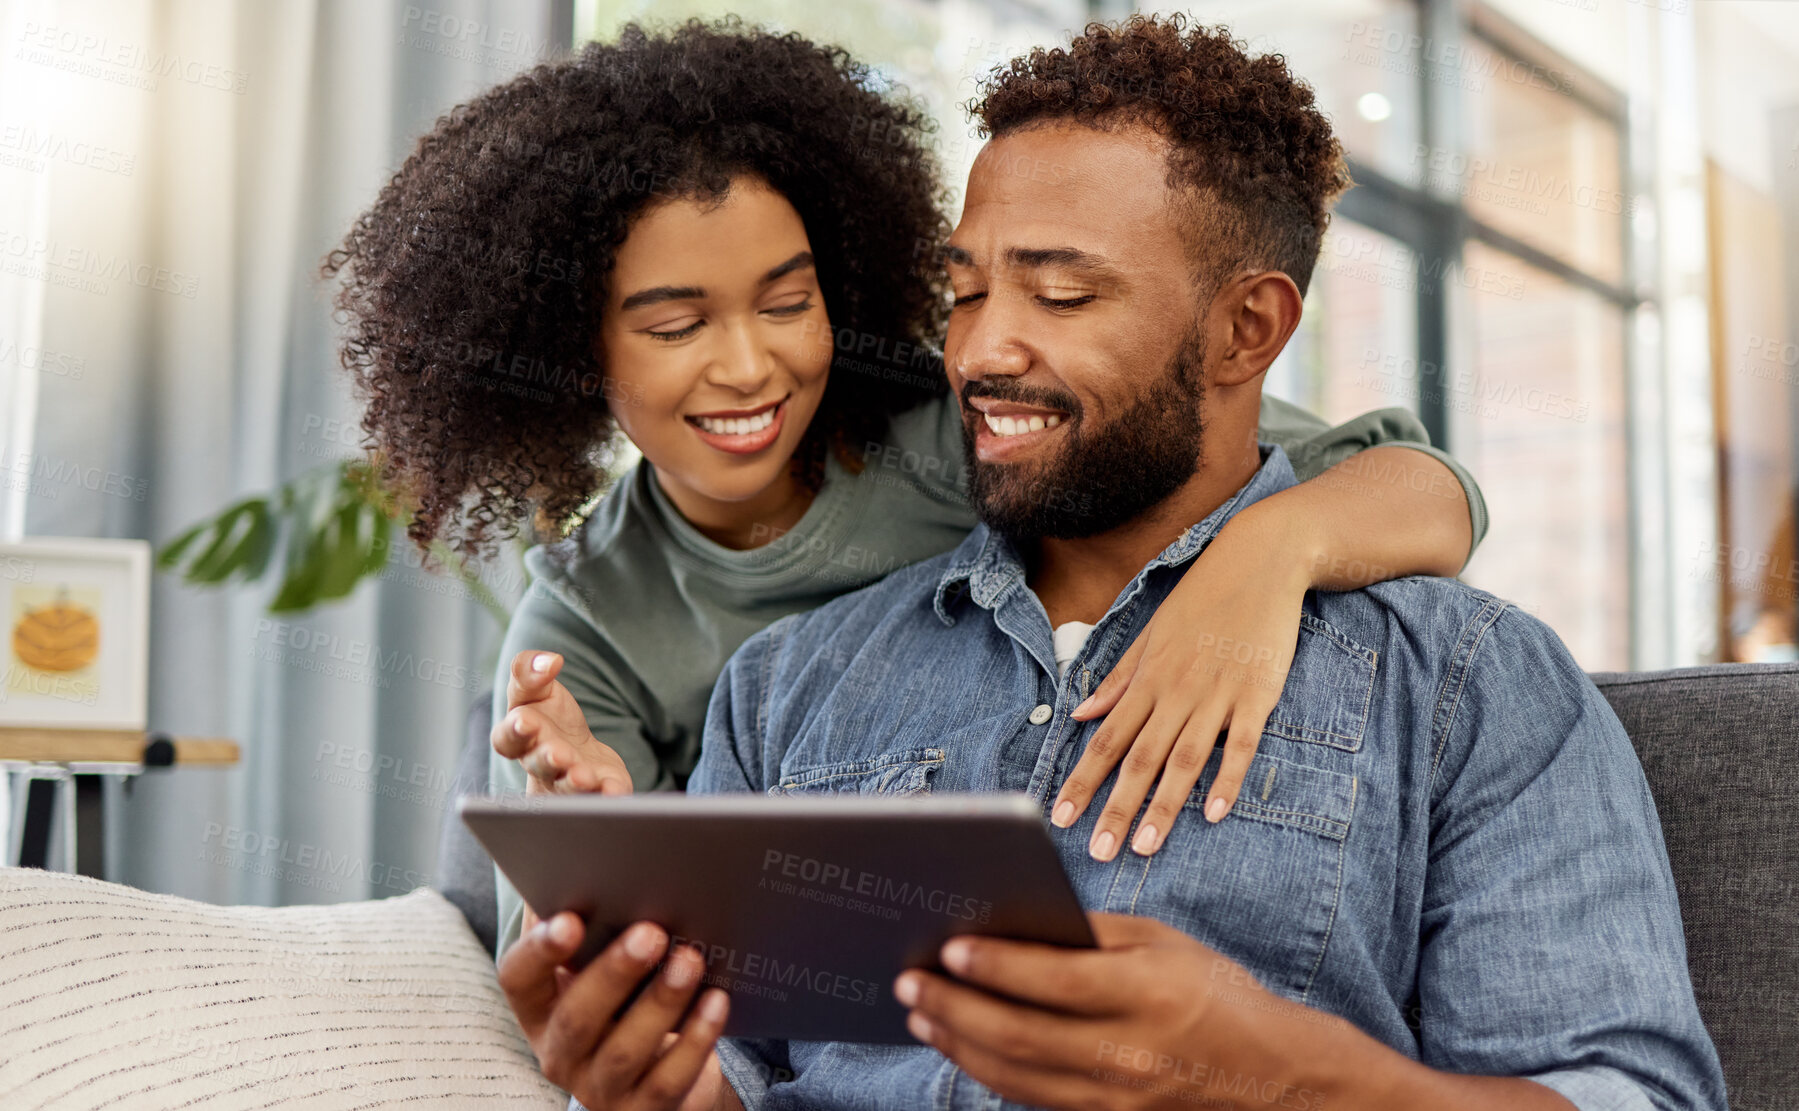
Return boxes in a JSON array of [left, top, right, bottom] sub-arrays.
[[323, 17, 952, 563]]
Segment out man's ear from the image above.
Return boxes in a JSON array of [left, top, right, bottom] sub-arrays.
[[1211, 270, 1304, 388]]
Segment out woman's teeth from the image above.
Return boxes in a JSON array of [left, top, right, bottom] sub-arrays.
[[695, 407, 777, 436], [984, 412, 1063, 437]]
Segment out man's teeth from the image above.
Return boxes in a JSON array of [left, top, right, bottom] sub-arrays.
[[983, 412, 1063, 437], [696, 407, 777, 436]]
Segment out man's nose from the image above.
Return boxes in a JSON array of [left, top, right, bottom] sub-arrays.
[[948, 301, 1030, 382]]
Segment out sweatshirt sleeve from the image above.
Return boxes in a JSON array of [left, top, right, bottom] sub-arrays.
[[1257, 394, 1489, 552]]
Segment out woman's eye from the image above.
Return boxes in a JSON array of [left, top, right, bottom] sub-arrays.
[[1036, 294, 1096, 309], [763, 298, 813, 318], [645, 320, 703, 341], [952, 291, 987, 308]]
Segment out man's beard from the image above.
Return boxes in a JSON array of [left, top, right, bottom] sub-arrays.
[[961, 322, 1206, 546]]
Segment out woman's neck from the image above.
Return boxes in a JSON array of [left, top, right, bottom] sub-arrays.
[[653, 463, 818, 551]]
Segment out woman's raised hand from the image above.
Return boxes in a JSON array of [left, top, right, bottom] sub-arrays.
[[492, 650, 634, 795]]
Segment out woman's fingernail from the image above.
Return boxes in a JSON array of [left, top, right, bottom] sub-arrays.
[[548, 914, 580, 947], [1206, 796, 1230, 823], [1072, 695, 1093, 716], [532, 653, 552, 673], [1090, 830, 1116, 861], [1132, 823, 1159, 855], [1051, 799, 1075, 827]]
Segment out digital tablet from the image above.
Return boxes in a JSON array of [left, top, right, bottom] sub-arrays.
[[459, 791, 1096, 1043]]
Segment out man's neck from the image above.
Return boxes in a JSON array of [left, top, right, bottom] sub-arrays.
[[1027, 440, 1262, 628]]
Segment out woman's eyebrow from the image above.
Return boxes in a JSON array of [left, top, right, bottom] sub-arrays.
[[619, 251, 814, 310], [760, 251, 815, 284], [620, 284, 705, 310]]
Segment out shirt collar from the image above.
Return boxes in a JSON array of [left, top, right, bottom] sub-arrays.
[[932, 443, 1299, 625]]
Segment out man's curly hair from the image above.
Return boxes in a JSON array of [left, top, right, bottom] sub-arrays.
[[967, 13, 1351, 298], [322, 18, 952, 563]]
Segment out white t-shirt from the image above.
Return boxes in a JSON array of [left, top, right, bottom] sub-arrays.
[[1052, 620, 1096, 682]]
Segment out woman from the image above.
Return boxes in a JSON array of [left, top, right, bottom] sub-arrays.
[[322, 19, 1486, 964]]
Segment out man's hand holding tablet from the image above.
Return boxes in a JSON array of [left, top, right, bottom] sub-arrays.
[[499, 908, 741, 1111]]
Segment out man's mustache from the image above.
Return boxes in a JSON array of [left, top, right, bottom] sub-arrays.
[[959, 380, 1083, 419]]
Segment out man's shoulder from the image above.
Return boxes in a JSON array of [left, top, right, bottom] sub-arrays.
[[1308, 575, 1596, 709], [1313, 574, 1560, 653]]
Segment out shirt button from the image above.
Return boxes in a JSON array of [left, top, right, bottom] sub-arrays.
[[1028, 704, 1053, 725]]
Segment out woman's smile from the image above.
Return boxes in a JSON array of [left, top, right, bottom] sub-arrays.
[[686, 395, 790, 454]]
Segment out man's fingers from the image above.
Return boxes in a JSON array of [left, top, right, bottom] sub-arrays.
[[1052, 683, 1154, 830], [925, 933, 1141, 1015], [633, 991, 730, 1109], [537, 921, 669, 1083], [1069, 635, 1144, 721], [583, 945, 711, 1100], [900, 968, 1095, 1068], [1133, 707, 1227, 855], [1205, 703, 1272, 823], [496, 910, 586, 1043], [900, 972, 1096, 1106]]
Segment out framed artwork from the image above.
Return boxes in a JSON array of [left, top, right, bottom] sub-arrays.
[[0, 538, 150, 730]]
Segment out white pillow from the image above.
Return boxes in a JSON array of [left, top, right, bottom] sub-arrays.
[[0, 866, 567, 1110]]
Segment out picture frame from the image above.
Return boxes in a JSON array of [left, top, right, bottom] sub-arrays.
[[0, 538, 151, 730]]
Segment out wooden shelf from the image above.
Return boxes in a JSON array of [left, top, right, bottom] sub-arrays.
[[0, 728, 239, 765]]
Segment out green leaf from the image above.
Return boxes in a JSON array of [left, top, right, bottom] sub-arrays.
[[362, 507, 392, 576], [241, 502, 276, 579], [314, 501, 372, 601], [156, 520, 211, 569], [187, 501, 266, 583]]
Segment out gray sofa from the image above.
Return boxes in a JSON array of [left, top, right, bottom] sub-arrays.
[[438, 663, 1799, 1110]]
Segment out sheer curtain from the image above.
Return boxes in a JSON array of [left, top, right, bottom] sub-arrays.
[[0, 0, 569, 904]]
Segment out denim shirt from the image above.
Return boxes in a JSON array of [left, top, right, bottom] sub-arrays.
[[686, 446, 1727, 1111]]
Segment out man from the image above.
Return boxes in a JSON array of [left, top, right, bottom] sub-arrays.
[[498, 15, 1726, 1111]]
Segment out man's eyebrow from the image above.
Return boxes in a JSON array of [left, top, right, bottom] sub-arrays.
[[1005, 246, 1119, 277], [619, 252, 814, 311], [940, 244, 1122, 280]]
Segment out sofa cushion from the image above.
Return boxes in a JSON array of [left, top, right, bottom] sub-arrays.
[[1590, 662, 1799, 1111], [0, 866, 566, 1110]]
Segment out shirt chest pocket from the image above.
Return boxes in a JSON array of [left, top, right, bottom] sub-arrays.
[[769, 747, 946, 796], [1102, 615, 1371, 1004]]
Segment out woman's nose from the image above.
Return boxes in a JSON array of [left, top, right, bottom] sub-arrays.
[[706, 320, 776, 393]]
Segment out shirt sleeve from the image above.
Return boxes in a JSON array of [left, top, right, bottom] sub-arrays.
[[488, 575, 678, 963], [1416, 603, 1728, 1110], [1257, 394, 1489, 553]]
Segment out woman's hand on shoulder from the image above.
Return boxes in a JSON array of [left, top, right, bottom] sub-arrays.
[[493, 650, 634, 795], [1052, 511, 1307, 858]]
